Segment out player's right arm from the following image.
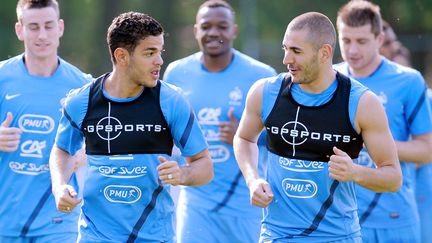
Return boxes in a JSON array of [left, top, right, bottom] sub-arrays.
[[234, 80, 274, 207], [50, 86, 88, 212], [50, 145, 81, 213]]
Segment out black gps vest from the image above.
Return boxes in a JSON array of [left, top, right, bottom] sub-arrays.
[[264, 72, 363, 162], [81, 73, 173, 155]]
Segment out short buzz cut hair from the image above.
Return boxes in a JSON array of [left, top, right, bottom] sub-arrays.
[[16, 0, 60, 21], [288, 12, 337, 51], [336, 0, 382, 37], [197, 0, 235, 19], [107, 11, 164, 64]]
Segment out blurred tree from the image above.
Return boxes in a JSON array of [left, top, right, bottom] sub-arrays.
[[0, 0, 431, 84]]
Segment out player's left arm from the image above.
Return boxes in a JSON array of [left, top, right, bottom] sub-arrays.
[[182, 149, 213, 185], [159, 84, 213, 186], [157, 149, 212, 186], [329, 91, 402, 192]]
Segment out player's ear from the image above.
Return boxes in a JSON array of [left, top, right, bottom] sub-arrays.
[[319, 44, 333, 63], [58, 19, 65, 38], [114, 48, 129, 65], [15, 22, 24, 41]]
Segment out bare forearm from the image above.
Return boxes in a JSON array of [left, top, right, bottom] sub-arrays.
[[71, 147, 87, 171], [181, 156, 213, 186], [49, 145, 75, 192], [234, 136, 260, 186], [353, 163, 402, 192], [395, 140, 432, 163]]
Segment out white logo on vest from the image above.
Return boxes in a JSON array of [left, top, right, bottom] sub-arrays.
[[84, 115, 165, 141]]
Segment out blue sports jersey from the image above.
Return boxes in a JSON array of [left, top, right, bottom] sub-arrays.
[[335, 58, 432, 229], [0, 54, 90, 237], [163, 49, 276, 218], [55, 74, 207, 242], [260, 73, 367, 242]]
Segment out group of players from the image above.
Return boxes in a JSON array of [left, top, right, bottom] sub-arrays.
[[0, 0, 431, 242]]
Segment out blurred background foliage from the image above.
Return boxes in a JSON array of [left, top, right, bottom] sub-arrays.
[[1, 0, 431, 84]]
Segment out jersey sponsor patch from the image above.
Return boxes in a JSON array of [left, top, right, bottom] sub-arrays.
[[18, 114, 55, 134], [104, 185, 142, 204], [282, 178, 318, 198]]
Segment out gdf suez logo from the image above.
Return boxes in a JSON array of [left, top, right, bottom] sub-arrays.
[[84, 115, 165, 141], [268, 121, 352, 145]]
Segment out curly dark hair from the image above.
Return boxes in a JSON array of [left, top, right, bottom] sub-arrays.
[[107, 11, 164, 64]]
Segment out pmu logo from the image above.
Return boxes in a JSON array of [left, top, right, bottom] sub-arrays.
[[98, 165, 147, 178], [9, 161, 49, 175], [18, 114, 55, 134], [269, 121, 352, 146], [104, 185, 142, 204], [228, 86, 243, 106], [282, 178, 318, 198], [84, 115, 165, 141], [198, 108, 221, 125], [279, 157, 324, 172], [208, 145, 230, 163]]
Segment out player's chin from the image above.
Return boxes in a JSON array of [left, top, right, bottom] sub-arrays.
[[143, 79, 158, 88]]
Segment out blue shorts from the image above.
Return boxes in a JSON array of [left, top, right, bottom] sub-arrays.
[[361, 224, 420, 243], [176, 202, 261, 243], [0, 232, 77, 243]]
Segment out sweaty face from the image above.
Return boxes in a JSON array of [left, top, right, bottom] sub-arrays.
[[127, 34, 164, 88], [282, 29, 320, 86], [338, 23, 382, 75], [16, 7, 63, 60], [194, 6, 237, 58]]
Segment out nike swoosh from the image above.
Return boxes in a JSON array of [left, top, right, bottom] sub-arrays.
[[5, 94, 21, 100]]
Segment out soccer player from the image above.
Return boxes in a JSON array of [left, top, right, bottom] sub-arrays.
[[163, 1, 276, 242], [0, 0, 90, 242], [336, 1, 432, 242], [49, 12, 213, 242], [234, 11, 402, 242]]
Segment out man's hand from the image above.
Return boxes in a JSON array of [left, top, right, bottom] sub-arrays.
[[53, 185, 82, 213], [248, 178, 274, 208], [328, 146, 358, 182], [157, 156, 182, 186], [0, 112, 22, 152]]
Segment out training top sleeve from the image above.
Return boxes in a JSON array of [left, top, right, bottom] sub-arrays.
[[404, 71, 432, 135], [159, 82, 208, 157], [55, 84, 91, 155]]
